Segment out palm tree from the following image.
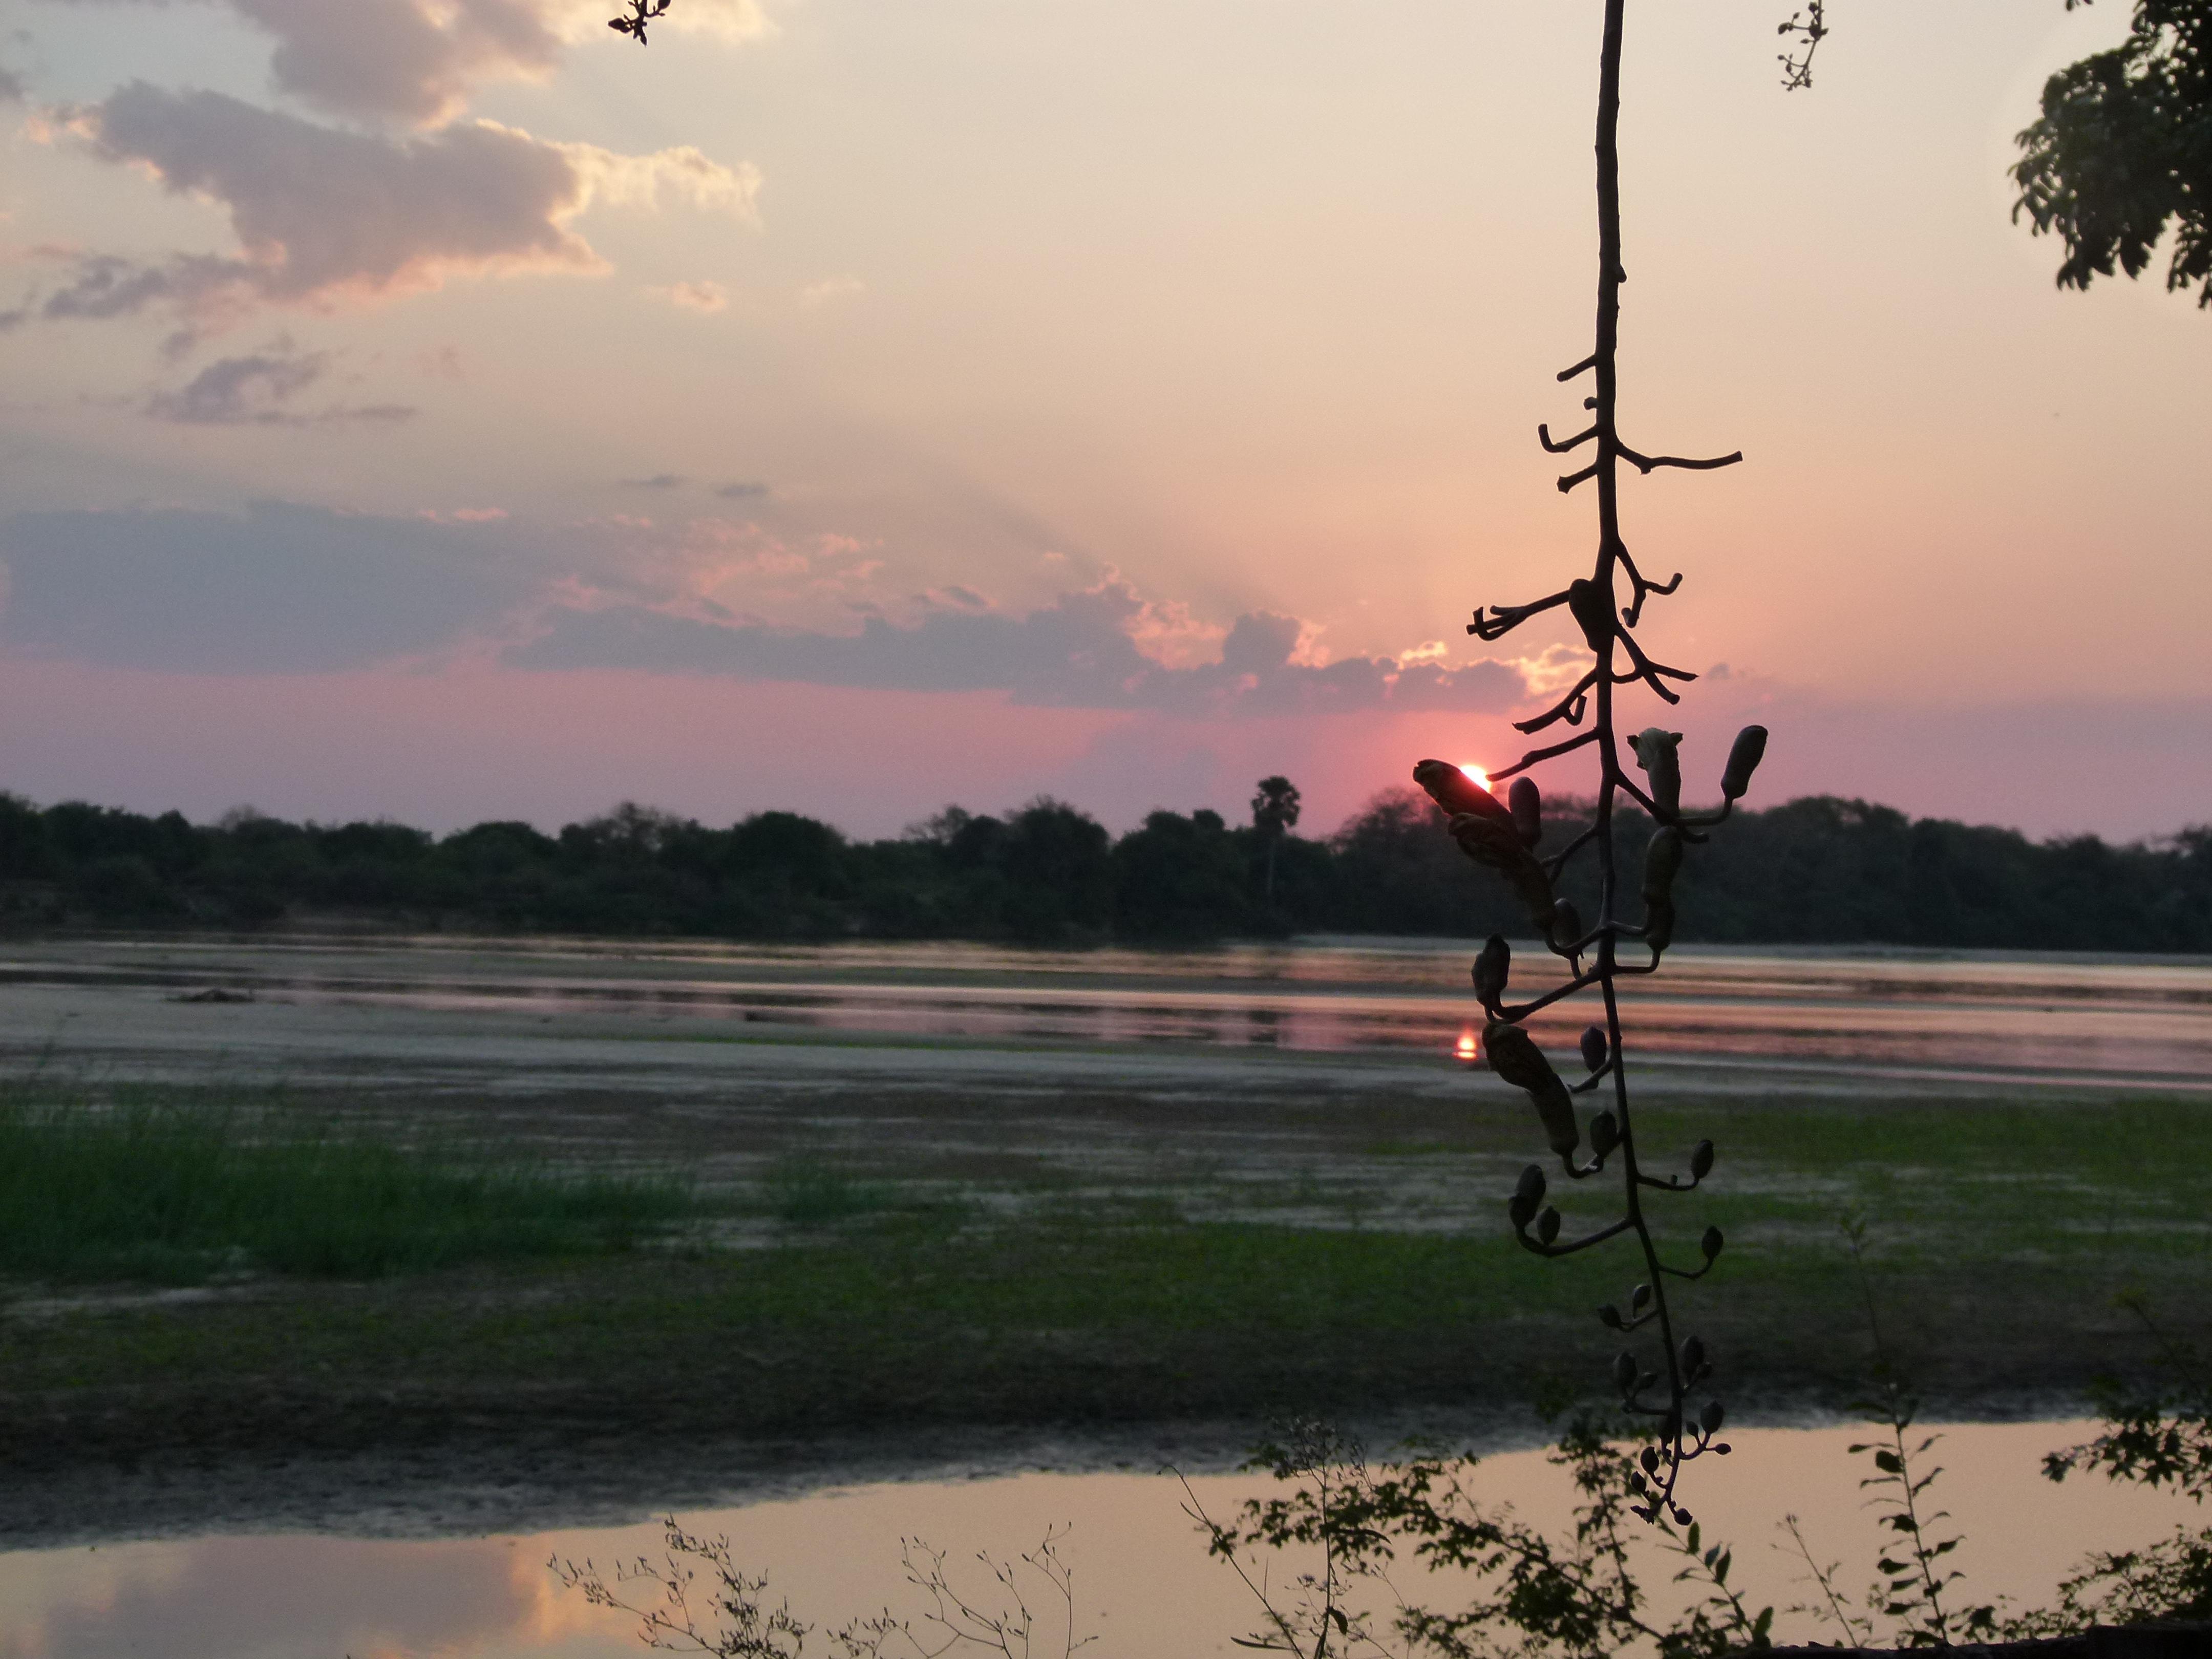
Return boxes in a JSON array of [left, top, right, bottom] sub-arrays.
[[1250, 776, 1302, 908]]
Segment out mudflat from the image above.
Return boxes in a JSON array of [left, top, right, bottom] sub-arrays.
[[2, 934, 2205, 1546]]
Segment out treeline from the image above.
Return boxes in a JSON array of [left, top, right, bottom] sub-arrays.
[[1, 790, 2208, 953]]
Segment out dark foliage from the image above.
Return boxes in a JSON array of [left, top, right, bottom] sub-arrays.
[[2015, 0, 2212, 306], [1, 788, 2206, 950]]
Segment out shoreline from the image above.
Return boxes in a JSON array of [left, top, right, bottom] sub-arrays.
[[0, 1391, 2101, 1552]]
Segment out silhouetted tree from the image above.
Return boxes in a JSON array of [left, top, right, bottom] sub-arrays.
[[2015, 1, 2211, 307], [2, 788, 2206, 947], [1113, 809, 1255, 939], [1250, 776, 1302, 907]]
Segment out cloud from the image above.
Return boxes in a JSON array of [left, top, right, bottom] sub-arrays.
[[238, 0, 563, 126], [621, 473, 686, 489], [567, 142, 759, 220], [0, 501, 541, 672], [43, 0, 771, 126], [0, 66, 24, 104], [144, 341, 416, 424], [26, 85, 757, 334], [652, 279, 728, 314], [798, 274, 864, 309], [509, 582, 1533, 715], [0, 500, 1532, 716]]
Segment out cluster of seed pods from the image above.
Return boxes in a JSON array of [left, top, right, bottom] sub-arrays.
[[1399, 0, 1783, 1528], [1415, 726, 1764, 1523]]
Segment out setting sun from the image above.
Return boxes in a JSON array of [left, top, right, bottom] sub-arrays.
[[1459, 765, 1491, 794], [1455, 1028, 1479, 1063]]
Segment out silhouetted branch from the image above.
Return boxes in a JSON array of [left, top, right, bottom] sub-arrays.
[[1517, 1215, 1635, 1257], [607, 0, 671, 44], [1496, 968, 1605, 1024], [1513, 671, 1598, 735], [1617, 443, 1744, 476], [1542, 822, 1601, 880], [1777, 2, 1827, 91], [1490, 729, 1601, 781], [1617, 548, 1683, 627], [1467, 589, 1572, 641]]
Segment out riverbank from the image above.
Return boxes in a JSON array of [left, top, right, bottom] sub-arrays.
[[4, 934, 2207, 1548], [3, 1066, 2205, 1547]]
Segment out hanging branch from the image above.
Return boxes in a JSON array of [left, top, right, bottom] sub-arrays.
[[1778, 3, 1828, 91], [1424, 0, 1774, 1528], [607, 0, 671, 44]]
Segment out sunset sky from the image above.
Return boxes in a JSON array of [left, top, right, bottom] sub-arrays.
[[1, 0, 2206, 843]]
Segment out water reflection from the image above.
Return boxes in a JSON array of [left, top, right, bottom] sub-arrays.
[[0, 1422, 2199, 1658], [3, 937, 2209, 1090]]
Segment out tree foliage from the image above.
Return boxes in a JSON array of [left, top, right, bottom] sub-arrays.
[[2, 786, 2208, 950], [2015, 0, 2212, 305]]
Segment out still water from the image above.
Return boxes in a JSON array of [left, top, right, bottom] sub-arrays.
[[0, 1421, 2196, 1658], [4, 935, 2209, 1092]]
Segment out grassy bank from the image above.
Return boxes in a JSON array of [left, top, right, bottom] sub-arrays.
[[2, 1083, 2207, 1472], [0, 1087, 696, 1282]]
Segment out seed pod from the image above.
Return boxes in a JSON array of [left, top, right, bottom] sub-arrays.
[[1720, 725, 1769, 801], [1628, 728, 1685, 818], [1450, 815, 1561, 934], [1690, 1139, 1715, 1180], [1550, 898, 1583, 953], [1579, 1024, 1609, 1072], [1645, 897, 1676, 954], [1451, 812, 1518, 866], [1631, 1282, 1651, 1312], [1566, 578, 1614, 651], [1598, 1303, 1623, 1328], [1473, 934, 1511, 1006], [1700, 1399, 1726, 1434], [1536, 1205, 1561, 1245], [1509, 1164, 1546, 1228], [1671, 1504, 1694, 1526], [1701, 1225, 1724, 1262], [1590, 1110, 1619, 1157], [1642, 827, 1684, 904], [1612, 1350, 1639, 1392], [1639, 1444, 1660, 1474], [1679, 1335, 1707, 1377], [1508, 777, 1543, 848], [1483, 1022, 1580, 1158], [1413, 759, 1513, 826], [1510, 864, 1558, 937]]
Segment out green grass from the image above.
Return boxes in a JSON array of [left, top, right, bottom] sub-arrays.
[[7, 1086, 2212, 1457], [760, 1154, 899, 1226], [0, 1088, 696, 1283]]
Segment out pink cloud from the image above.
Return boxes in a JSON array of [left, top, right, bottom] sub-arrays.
[[44, 0, 772, 127], [26, 86, 757, 336]]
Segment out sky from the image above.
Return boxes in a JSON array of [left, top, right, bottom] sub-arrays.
[[0, 0, 2206, 843]]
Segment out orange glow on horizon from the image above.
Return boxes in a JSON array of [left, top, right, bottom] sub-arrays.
[[1455, 1028, 1479, 1062]]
